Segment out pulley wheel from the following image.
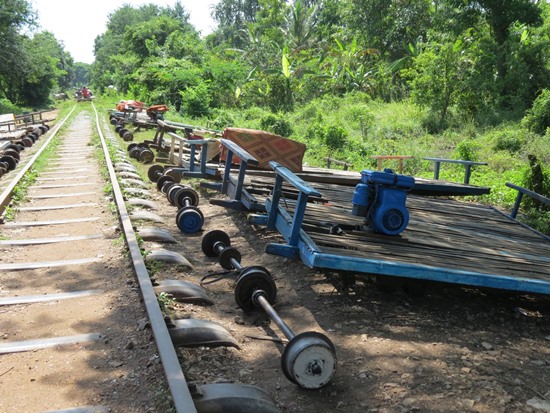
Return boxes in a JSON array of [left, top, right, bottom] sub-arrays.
[[176, 206, 204, 234], [234, 266, 276, 311], [130, 147, 143, 160], [201, 230, 230, 257], [163, 182, 180, 201], [175, 187, 199, 208], [26, 133, 38, 143], [164, 168, 182, 184], [3, 149, 20, 161], [122, 131, 134, 141], [0, 155, 17, 171], [281, 331, 336, 389], [167, 184, 185, 205], [218, 246, 241, 270], [157, 175, 175, 192], [147, 164, 164, 182], [4, 144, 21, 153], [118, 128, 130, 138], [139, 148, 154, 164]]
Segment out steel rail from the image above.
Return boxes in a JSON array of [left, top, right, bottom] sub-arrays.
[[91, 102, 198, 413], [0, 105, 76, 217]]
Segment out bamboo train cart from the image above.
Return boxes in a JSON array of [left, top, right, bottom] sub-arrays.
[[243, 161, 550, 295]]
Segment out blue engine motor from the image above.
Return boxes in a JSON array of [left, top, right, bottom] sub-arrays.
[[351, 169, 415, 235]]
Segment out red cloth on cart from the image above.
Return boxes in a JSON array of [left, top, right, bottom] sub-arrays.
[[221, 128, 306, 172]]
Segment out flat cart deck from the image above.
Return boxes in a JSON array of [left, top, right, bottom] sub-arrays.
[[249, 163, 550, 296]]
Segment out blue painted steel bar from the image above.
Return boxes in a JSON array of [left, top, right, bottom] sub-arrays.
[[203, 139, 261, 211], [221, 148, 233, 195], [268, 161, 321, 247], [506, 182, 550, 219], [166, 131, 212, 175], [309, 251, 550, 295], [424, 157, 487, 184]]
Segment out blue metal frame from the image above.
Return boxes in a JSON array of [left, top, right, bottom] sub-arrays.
[[201, 139, 263, 211], [152, 120, 219, 179], [248, 162, 550, 295], [166, 133, 218, 178], [423, 157, 488, 184]]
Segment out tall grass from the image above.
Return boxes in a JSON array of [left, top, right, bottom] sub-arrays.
[[96, 92, 550, 231]]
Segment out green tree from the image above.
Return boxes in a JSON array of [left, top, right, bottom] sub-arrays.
[[211, 0, 260, 48], [405, 31, 493, 129], [18, 31, 71, 106], [72, 63, 91, 88], [0, 0, 36, 102], [347, 0, 433, 59], [92, 2, 199, 94], [449, 0, 544, 105]]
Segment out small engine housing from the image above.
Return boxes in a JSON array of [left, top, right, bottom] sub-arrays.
[[351, 169, 415, 235]]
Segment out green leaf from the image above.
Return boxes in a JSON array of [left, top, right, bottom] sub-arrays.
[[282, 53, 291, 78], [520, 29, 529, 43]]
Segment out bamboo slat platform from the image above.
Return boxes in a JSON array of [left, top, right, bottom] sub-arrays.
[[245, 164, 550, 295], [302, 196, 549, 282]]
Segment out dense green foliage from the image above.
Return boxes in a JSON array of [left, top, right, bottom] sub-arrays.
[[2, 0, 550, 229], [88, 0, 550, 120], [0, 0, 77, 108]]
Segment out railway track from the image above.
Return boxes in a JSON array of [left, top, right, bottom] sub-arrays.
[[0, 105, 197, 413], [2, 104, 549, 413]]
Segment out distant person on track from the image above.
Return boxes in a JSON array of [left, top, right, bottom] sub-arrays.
[[81, 86, 91, 98]]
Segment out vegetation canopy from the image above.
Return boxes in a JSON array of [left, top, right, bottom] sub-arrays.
[[1, 0, 549, 232]]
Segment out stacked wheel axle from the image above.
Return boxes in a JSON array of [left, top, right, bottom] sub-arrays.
[[201, 230, 336, 389], [148, 164, 205, 234]]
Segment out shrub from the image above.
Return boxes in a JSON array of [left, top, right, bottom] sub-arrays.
[[0, 98, 21, 114], [522, 89, 550, 135], [304, 121, 349, 151], [305, 122, 326, 142], [208, 109, 235, 130], [180, 82, 211, 118], [325, 124, 349, 150], [455, 140, 479, 161], [259, 114, 293, 137], [492, 132, 523, 153], [421, 110, 448, 134]]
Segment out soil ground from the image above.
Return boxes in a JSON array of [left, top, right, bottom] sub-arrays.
[[126, 134, 550, 411]]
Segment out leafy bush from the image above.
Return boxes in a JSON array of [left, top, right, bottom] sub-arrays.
[[243, 106, 270, 122], [304, 122, 326, 142], [421, 110, 448, 134], [525, 210, 550, 235], [304, 121, 348, 150], [522, 154, 549, 211], [325, 125, 348, 150], [492, 132, 523, 153], [522, 89, 550, 135], [259, 114, 293, 137], [208, 109, 235, 130], [455, 140, 479, 161], [180, 82, 211, 118], [0, 98, 21, 114]]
